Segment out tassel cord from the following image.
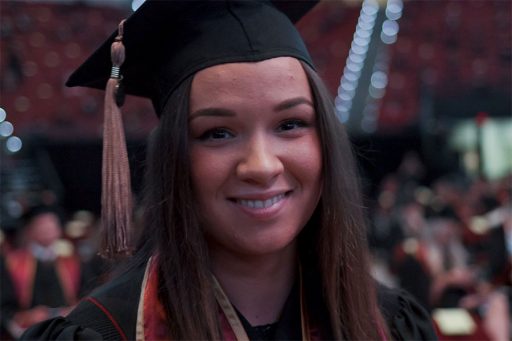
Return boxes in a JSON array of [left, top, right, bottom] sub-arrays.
[[100, 19, 133, 258]]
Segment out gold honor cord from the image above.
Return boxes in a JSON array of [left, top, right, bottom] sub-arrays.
[[212, 265, 311, 341], [211, 274, 251, 341]]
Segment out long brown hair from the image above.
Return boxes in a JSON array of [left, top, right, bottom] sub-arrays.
[[302, 62, 388, 339], [136, 61, 388, 339]]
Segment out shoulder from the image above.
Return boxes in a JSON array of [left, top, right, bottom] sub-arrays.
[[377, 283, 438, 340], [83, 261, 146, 315], [21, 263, 146, 341]]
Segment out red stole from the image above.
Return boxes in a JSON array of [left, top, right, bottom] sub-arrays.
[[5, 249, 81, 308]]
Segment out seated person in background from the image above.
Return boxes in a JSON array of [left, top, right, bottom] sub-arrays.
[[426, 212, 510, 340], [0, 206, 83, 339]]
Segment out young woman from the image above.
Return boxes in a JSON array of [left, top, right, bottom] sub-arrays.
[[22, 1, 437, 340]]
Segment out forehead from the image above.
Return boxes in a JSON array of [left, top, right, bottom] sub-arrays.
[[190, 57, 311, 108]]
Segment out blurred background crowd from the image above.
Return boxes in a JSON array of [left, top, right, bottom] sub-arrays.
[[0, 0, 510, 339]]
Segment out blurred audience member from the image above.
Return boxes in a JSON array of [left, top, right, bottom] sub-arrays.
[[65, 210, 112, 292], [368, 175, 404, 260], [0, 206, 83, 339], [425, 214, 476, 308]]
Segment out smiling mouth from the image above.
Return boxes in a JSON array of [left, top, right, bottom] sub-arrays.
[[233, 192, 290, 209]]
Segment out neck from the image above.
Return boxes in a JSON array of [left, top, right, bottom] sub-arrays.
[[210, 243, 297, 326]]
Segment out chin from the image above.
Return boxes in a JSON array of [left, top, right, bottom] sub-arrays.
[[234, 234, 299, 258]]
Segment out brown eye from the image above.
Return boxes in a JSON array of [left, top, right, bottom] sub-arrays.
[[277, 119, 307, 132], [199, 128, 234, 141]]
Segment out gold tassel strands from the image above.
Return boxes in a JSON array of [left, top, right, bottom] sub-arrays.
[[100, 19, 133, 259]]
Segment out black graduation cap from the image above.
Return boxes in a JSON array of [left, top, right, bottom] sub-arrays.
[[67, 0, 317, 115], [69, 0, 319, 258]]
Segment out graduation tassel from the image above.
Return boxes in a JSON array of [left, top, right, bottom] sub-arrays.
[[100, 19, 133, 259]]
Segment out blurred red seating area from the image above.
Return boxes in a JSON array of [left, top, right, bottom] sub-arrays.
[[0, 1, 157, 140], [0, 1, 510, 138], [378, 0, 511, 130]]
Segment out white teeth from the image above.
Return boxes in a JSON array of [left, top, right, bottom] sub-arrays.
[[238, 194, 285, 209]]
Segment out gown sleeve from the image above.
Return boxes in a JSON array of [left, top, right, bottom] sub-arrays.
[[21, 264, 145, 340], [20, 317, 103, 340], [378, 284, 438, 340], [19, 297, 126, 340]]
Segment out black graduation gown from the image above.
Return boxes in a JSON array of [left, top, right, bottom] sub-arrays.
[[21, 263, 438, 340]]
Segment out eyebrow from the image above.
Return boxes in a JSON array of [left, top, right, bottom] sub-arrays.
[[273, 97, 314, 111], [189, 96, 314, 121], [189, 108, 236, 121]]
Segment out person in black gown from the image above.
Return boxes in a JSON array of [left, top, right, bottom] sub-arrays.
[[22, 1, 438, 340], [1, 206, 83, 339]]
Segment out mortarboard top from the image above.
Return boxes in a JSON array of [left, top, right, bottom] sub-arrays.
[[66, 0, 318, 115]]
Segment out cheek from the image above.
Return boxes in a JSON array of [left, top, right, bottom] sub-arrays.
[[290, 136, 322, 183], [189, 147, 231, 196]]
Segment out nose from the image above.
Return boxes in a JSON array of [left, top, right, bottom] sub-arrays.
[[236, 133, 284, 185]]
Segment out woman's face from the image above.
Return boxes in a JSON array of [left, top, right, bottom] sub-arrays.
[[189, 57, 322, 258]]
